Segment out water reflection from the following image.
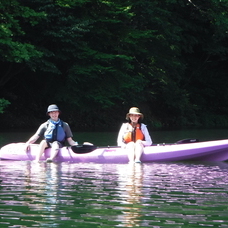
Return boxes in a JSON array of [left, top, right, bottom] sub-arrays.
[[1, 161, 228, 227], [142, 162, 228, 227], [116, 164, 143, 227], [25, 162, 59, 214], [0, 161, 61, 227]]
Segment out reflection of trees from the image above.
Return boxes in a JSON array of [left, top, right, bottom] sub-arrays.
[[117, 164, 143, 227], [0, 162, 146, 227], [0, 161, 61, 227]]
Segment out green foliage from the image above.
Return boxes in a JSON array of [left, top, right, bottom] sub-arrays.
[[0, 0, 44, 62], [1, 0, 228, 129], [0, 98, 10, 114]]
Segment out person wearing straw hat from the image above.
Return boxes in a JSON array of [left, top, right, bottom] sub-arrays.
[[24, 104, 78, 162], [117, 107, 152, 163]]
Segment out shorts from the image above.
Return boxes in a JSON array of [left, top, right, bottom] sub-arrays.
[[46, 140, 64, 148]]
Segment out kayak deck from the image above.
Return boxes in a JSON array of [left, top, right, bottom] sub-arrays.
[[1, 139, 228, 162]]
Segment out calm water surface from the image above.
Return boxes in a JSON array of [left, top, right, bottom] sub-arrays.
[[1, 161, 228, 227], [1, 128, 228, 147], [1, 129, 228, 227]]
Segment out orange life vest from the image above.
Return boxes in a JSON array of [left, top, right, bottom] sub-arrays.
[[123, 123, 145, 143]]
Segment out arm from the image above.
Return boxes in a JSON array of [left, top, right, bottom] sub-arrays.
[[141, 124, 152, 146], [24, 122, 46, 151], [26, 134, 40, 144], [63, 122, 78, 146], [67, 137, 78, 146], [24, 134, 40, 151], [117, 123, 127, 147]]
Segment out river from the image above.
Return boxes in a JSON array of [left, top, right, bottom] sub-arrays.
[[1, 128, 228, 147], [0, 129, 228, 227]]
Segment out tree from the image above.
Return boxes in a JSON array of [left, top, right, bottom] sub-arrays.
[[1, 0, 228, 129], [0, 98, 10, 114], [0, 0, 45, 86]]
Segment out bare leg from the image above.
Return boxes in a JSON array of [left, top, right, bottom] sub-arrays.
[[134, 140, 144, 162], [126, 142, 135, 163], [47, 141, 60, 162], [35, 140, 48, 161]]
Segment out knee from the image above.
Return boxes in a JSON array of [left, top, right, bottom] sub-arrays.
[[126, 141, 135, 150], [136, 140, 143, 145], [40, 140, 48, 147], [126, 142, 134, 146], [52, 141, 60, 150], [135, 140, 144, 148]]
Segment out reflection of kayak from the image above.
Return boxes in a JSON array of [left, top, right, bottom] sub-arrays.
[[1, 139, 228, 163]]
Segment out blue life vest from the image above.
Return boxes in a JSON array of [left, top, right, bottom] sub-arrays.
[[44, 119, 66, 143]]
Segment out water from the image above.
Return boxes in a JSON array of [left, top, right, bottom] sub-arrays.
[[1, 161, 228, 227], [1, 129, 228, 227], [0, 128, 228, 148]]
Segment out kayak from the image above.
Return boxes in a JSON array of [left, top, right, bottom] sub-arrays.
[[1, 139, 228, 163]]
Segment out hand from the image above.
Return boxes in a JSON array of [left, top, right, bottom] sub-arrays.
[[136, 139, 144, 146], [24, 143, 30, 152]]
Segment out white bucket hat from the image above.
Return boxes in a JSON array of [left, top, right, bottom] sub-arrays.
[[46, 104, 61, 114]]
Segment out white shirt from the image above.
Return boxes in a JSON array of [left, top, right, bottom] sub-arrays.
[[117, 123, 152, 147]]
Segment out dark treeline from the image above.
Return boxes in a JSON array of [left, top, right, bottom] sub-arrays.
[[1, 0, 228, 131]]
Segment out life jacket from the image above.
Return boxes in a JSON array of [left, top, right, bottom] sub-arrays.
[[44, 119, 66, 143], [123, 123, 145, 143]]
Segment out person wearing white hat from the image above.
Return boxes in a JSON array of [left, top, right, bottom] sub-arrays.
[[24, 104, 78, 162], [117, 107, 152, 163]]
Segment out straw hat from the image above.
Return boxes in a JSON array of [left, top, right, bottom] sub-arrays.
[[126, 107, 144, 120]]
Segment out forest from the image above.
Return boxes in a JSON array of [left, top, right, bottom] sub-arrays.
[[1, 0, 228, 131]]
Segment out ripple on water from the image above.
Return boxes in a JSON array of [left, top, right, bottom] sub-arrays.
[[0, 161, 228, 227]]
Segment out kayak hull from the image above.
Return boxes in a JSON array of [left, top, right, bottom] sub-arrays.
[[1, 140, 228, 163]]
